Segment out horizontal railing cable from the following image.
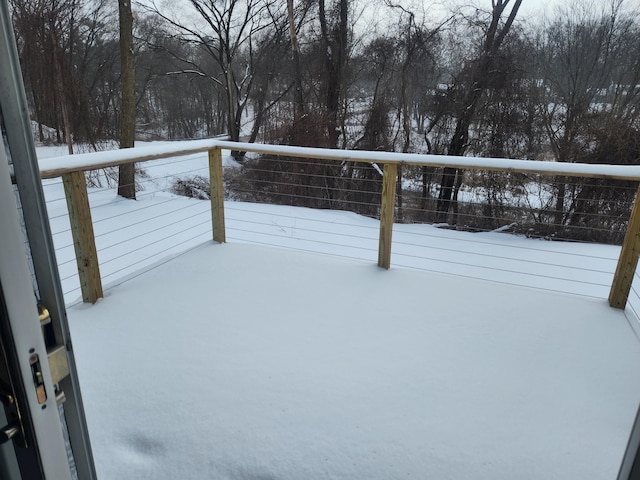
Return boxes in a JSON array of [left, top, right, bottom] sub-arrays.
[[391, 226, 618, 261], [100, 222, 211, 283], [391, 241, 613, 279], [392, 261, 608, 300], [226, 231, 378, 256], [98, 207, 209, 253], [224, 205, 381, 232], [225, 217, 377, 245]]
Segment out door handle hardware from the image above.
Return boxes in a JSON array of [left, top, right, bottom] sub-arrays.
[[0, 423, 19, 444], [38, 304, 50, 326], [0, 352, 26, 447]]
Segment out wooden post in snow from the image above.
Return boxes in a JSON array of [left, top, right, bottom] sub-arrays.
[[610, 185, 640, 309], [62, 171, 103, 303], [209, 147, 226, 243], [378, 162, 397, 269]]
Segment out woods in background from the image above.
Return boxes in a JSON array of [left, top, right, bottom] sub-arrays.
[[9, 0, 640, 241]]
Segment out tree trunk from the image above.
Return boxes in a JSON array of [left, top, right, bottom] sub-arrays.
[[287, 0, 304, 118], [50, 26, 73, 155], [436, 112, 474, 222], [319, 0, 348, 148], [118, 0, 136, 199], [555, 179, 566, 227], [421, 166, 429, 212]]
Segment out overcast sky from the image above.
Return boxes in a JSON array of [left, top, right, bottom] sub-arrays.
[[359, 0, 562, 37], [449, 0, 563, 21], [518, 0, 562, 16]]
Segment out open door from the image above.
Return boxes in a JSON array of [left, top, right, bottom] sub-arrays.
[[0, 2, 96, 478], [0, 143, 76, 479]]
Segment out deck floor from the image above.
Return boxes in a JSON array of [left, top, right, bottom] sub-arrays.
[[67, 242, 640, 480]]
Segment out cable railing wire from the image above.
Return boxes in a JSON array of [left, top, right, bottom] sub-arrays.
[[224, 205, 381, 232], [94, 200, 207, 244], [229, 187, 382, 211], [226, 216, 377, 245], [626, 272, 640, 329], [51, 181, 205, 249], [100, 223, 211, 282], [399, 200, 629, 227], [98, 237, 211, 289], [391, 249, 610, 288], [391, 260, 607, 301], [239, 166, 386, 186], [102, 220, 211, 268], [98, 216, 211, 267], [226, 228, 378, 254], [98, 208, 209, 253], [90, 196, 178, 225], [392, 225, 618, 262], [230, 176, 383, 194], [391, 238, 614, 277]]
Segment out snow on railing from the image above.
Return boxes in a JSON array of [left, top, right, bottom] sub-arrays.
[[39, 139, 640, 310], [41, 139, 640, 180]]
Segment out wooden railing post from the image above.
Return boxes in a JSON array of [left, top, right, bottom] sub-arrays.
[[378, 162, 398, 269], [610, 185, 640, 309], [208, 147, 226, 243], [62, 171, 103, 303]]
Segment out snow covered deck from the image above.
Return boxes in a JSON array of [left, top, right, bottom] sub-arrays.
[[67, 242, 640, 480]]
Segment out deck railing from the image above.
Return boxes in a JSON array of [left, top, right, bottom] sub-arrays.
[[39, 139, 640, 309]]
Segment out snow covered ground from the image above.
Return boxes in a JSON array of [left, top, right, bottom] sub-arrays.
[[34, 143, 640, 479], [67, 243, 640, 480]]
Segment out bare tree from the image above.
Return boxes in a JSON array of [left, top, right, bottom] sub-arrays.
[[143, 0, 285, 158], [11, 0, 119, 148], [11, 0, 78, 150], [381, 2, 450, 220], [436, 0, 523, 223], [538, 0, 640, 225]]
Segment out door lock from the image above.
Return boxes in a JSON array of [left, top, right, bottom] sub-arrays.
[[29, 354, 47, 405]]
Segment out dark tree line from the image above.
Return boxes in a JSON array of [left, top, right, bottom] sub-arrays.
[[10, 0, 120, 149], [9, 0, 640, 242]]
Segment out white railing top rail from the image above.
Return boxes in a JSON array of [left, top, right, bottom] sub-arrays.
[[39, 138, 640, 181]]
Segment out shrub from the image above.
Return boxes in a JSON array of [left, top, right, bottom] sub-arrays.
[[170, 175, 210, 200]]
